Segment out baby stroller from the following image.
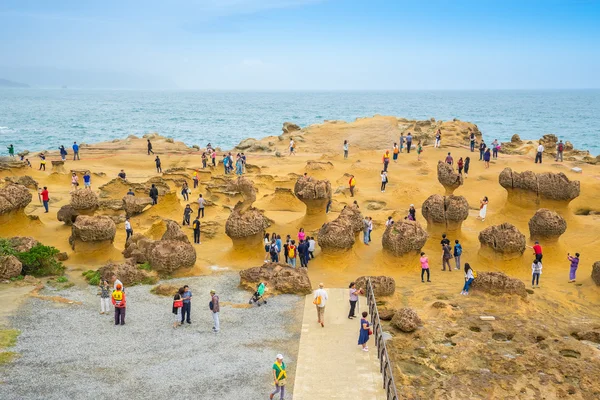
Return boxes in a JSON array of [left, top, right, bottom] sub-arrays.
[[249, 282, 267, 306]]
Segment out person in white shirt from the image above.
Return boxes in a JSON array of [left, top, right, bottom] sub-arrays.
[[197, 194, 206, 218], [112, 274, 123, 291], [385, 216, 394, 227], [308, 237, 316, 259], [313, 283, 328, 327], [124, 217, 133, 241], [289, 139, 295, 156], [535, 143, 544, 164]]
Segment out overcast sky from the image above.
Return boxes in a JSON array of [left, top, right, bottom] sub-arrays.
[[1, 0, 599, 89]]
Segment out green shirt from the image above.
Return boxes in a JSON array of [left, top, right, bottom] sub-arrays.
[[257, 283, 265, 296], [273, 361, 286, 380]]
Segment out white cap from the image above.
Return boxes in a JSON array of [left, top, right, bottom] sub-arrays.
[[276, 354, 284, 360], [410, 204, 414, 207]]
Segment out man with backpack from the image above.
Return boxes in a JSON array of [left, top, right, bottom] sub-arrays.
[[453, 240, 463, 270], [556, 140, 564, 162], [313, 283, 328, 328], [269, 239, 279, 263], [192, 216, 201, 244]]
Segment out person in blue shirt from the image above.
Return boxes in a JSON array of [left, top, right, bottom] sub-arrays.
[[181, 285, 192, 324], [406, 133, 413, 153], [83, 171, 91, 188], [59, 145, 67, 161], [453, 240, 463, 270], [72, 141, 80, 160]]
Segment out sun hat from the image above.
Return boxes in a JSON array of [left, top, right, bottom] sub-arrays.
[[276, 354, 283, 360], [210, 289, 216, 293]]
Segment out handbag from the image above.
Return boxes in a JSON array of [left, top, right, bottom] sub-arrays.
[[369, 328, 373, 335], [173, 300, 183, 308], [277, 379, 286, 387]]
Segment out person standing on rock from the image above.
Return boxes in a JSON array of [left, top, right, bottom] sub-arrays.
[[460, 263, 475, 295], [358, 311, 371, 351], [308, 236, 316, 259], [442, 242, 453, 272], [149, 184, 159, 205], [313, 283, 328, 327], [201, 153, 208, 169], [72, 141, 80, 160], [417, 140, 422, 160], [479, 140, 486, 161], [193, 170, 199, 188], [147, 139, 154, 155], [276, 235, 283, 260], [435, 129, 442, 148], [568, 252, 580, 283], [172, 287, 184, 328], [477, 196, 488, 221], [269, 239, 279, 263], [297, 240, 307, 268], [192, 216, 201, 244], [155, 156, 162, 173], [210, 289, 220, 333], [83, 171, 91, 189], [7, 144, 15, 157], [343, 140, 349, 159], [420, 252, 431, 282], [70, 172, 79, 191], [118, 169, 126, 179], [440, 234, 450, 269], [531, 259, 542, 288], [470, 132, 476, 152], [270, 354, 287, 400], [211, 151, 216, 167], [527, 241, 543, 262], [380, 170, 388, 193], [39, 154, 46, 171], [393, 142, 399, 162], [535, 142, 544, 164], [183, 204, 192, 226], [196, 194, 206, 218], [445, 152, 454, 166], [484, 148, 491, 168], [556, 140, 564, 162], [283, 235, 291, 263], [453, 240, 463, 270], [492, 139, 500, 159], [363, 217, 370, 245], [181, 181, 190, 201], [99, 279, 111, 315], [406, 133, 413, 153], [382, 150, 390, 172], [349, 175, 356, 197], [125, 217, 133, 241], [41, 186, 49, 213], [181, 285, 192, 324], [111, 283, 126, 325], [368, 217, 373, 242], [399, 133, 405, 153], [464, 156, 471, 178]]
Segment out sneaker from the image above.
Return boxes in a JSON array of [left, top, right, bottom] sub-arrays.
[[422, 280, 424, 283], [321, 322, 324, 328], [362, 348, 369, 352], [427, 280, 431, 282]]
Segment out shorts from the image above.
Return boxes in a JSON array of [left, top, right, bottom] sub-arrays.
[[265, 244, 270, 252], [84, 182, 91, 188]]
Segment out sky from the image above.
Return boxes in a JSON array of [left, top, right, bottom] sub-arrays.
[[0, 0, 599, 89]]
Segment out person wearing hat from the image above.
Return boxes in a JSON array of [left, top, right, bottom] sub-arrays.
[[313, 283, 328, 327], [209, 289, 220, 333], [270, 354, 287, 400], [111, 283, 126, 325]]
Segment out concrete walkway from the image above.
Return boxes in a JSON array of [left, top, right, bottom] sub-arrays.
[[293, 288, 387, 400]]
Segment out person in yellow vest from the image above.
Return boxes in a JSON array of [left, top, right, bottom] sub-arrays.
[[382, 150, 390, 172], [111, 283, 126, 325], [270, 354, 287, 400], [348, 175, 356, 197]]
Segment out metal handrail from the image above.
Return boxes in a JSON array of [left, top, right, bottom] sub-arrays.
[[366, 278, 399, 400]]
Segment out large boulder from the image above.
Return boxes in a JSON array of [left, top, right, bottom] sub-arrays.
[[122, 195, 153, 216], [339, 204, 364, 233], [471, 271, 528, 298], [421, 194, 469, 230], [382, 221, 428, 256], [499, 168, 580, 202], [0, 183, 32, 215], [592, 262, 600, 286], [70, 215, 116, 249], [437, 161, 463, 194], [147, 240, 196, 273], [225, 176, 257, 209], [225, 204, 270, 241], [391, 308, 422, 333], [97, 259, 156, 286], [8, 237, 39, 252], [478, 223, 526, 255], [0, 255, 22, 280], [70, 188, 99, 211], [318, 218, 356, 250], [528, 208, 567, 239], [239, 263, 312, 295], [161, 219, 190, 243], [282, 122, 301, 134], [5, 176, 38, 189], [57, 205, 79, 225], [355, 276, 396, 297], [294, 175, 332, 214]]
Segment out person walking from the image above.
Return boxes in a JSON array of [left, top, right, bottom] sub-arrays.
[[453, 240, 463, 270], [460, 263, 475, 295], [380, 170, 388, 192], [420, 252, 430, 282], [416, 140, 422, 160], [192, 216, 201, 244], [72, 142, 80, 160], [349, 175, 356, 197], [182, 204, 192, 226], [7, 144, 15, 157], [445, 152, 453, 165], [382, 150, 390, 172], [393, 143, 399, 162], [484, 148, 491, 168], [193, 170, 199, 188], [358, 311, 371, 352], [99, 279, 111, 314], [470, 132, 476, 152], [399, 133, 405, 153], [39, 154, 46, 171], [202, 153, 208, 169], [211, 151, 216, 167], [172, 287, 184, 328], [435, 129, 442, 148], [297, 240, 307, 268], [155, 156, 162, 173], [535, 142, 544, 163], [362, 217, 370, 245], [464, 157, 471, 178], [568, 252, 580, 283], [147, 139, 154, 155], [478, 196, 488, 221], [479, 141, 486, 161], [556, 140, 564, 162], [149, 184, 158, 205], [59, 145, 67, 161], [348, 282, 363, 319], [457, 157, 464, 174], [210, 289, 220, 333], [527, 241, 543, 262], [236, 156, 243, 176], [492, 139, 499, 159], [313, 283, 328, 327], [406, 133, 413, 153], [196, 194, 206, 218], [270, 354, 287, 400], [442, 242, 453, 272], [125, 217, 133, 241], [343, 140, 349, 159], [181, 182, 189, 201], [181, 285, 192, 324], [41, 186, 49, 213], [287, 240, 297, 267], [111, 283, 126, 325], [531, 259, 542, 288], [289, 138, 295, 156], [308, 236, 316, 259], [83, 171, 91, 188]]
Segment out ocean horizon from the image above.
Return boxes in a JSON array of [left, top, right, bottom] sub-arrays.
[[1, 88, 599, 155]]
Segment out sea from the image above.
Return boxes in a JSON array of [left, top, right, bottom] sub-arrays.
[[1, 89, 599, 155]]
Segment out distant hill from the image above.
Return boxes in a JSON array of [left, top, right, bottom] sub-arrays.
[[0, 78, 29, 88]]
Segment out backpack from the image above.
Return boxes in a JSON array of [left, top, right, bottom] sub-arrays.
[[558, 143, 564, 151], [472, 269, 478, 279], [455, 244, 462, 256], [288, 246, 296, 258], [193, 220, 200, 230], [269, 243, 278, 256]]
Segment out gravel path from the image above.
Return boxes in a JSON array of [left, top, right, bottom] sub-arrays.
[[0, 273, 304, 400]]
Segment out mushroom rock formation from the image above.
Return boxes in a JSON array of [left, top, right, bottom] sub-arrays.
[[391, 308, 422, 333], [354, 276, 396, 296], [57, 205, 79, 225], [592, 262, 600, 286], [225, 176, 257, 210], [239, 262, 312, 295], [51, 160, 66, 172], [225, 203, 270, 242], [69, 215, 116, 250], [318, 218, 356, 250], [70, 188, 99, 211], [0, 183, 32, 216], [499, 168, 580, 203], [294, 175, 332, 214], [528, 208, 567, 239], [0, 255, 22, 280], [478, 223, 526, 256], [339, 204, 364, 234], [470, 272, 528, 298], [122, 195, 153, 216], [421, 194, 469, 230], [9, 236, 39, 252], [382, 221, 428, 256], [437, 161, 463, 194], [511, 134, 522, 144], [5, 176, 38, 190]]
